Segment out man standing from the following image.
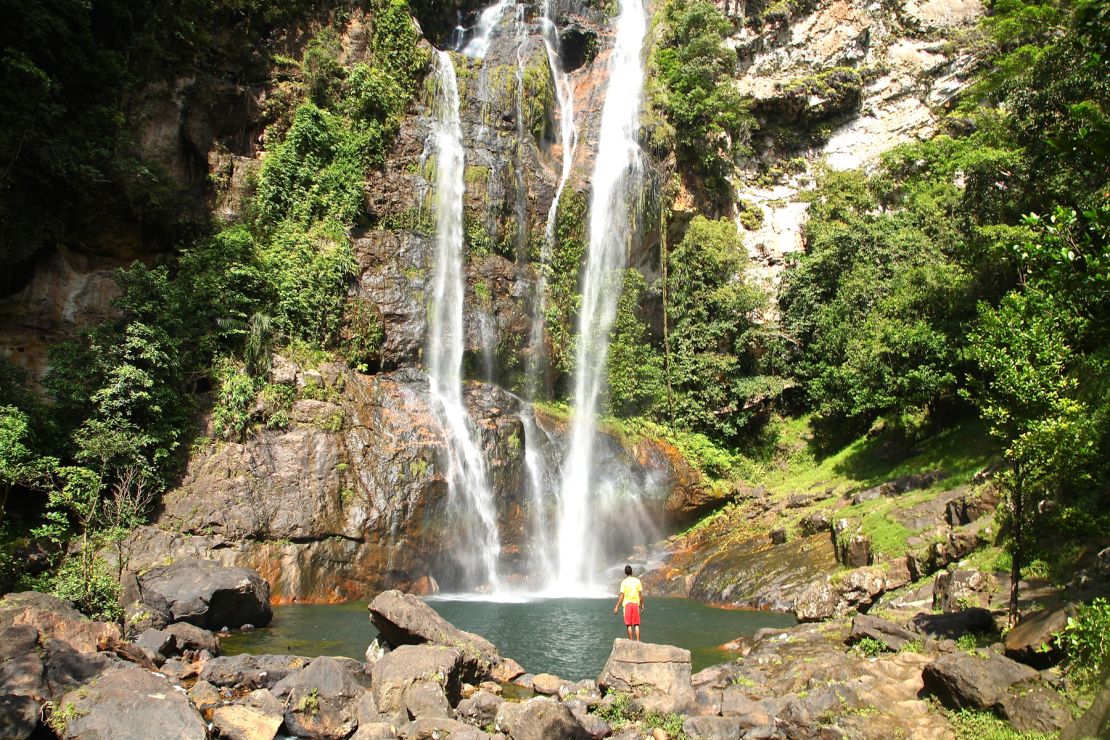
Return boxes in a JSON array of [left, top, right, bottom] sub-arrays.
[[613, 565, 644, 641]]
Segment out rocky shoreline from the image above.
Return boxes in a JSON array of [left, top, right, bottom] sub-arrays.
[[2, 567, 1108, 739]]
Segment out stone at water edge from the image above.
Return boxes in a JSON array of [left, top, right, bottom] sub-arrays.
[[125, 559, 272, 630], [531, 672, 565, 696], [368, 589, 500, 680], [163, 621, 221, 656], [491, 657, 525, 682], [199, 653, 311, 689], [597, 639, 696, 714], [370, 644, 465, 718]]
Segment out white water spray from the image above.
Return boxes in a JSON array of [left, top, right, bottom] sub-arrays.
[[426, 50, 502, 591], [462, 0, 514, 59], [553, 0, 648, 592]]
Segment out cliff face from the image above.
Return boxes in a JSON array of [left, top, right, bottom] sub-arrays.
[[1, 0, 987, 601], [126, 359, 699, 600], [721, 0, 984, 298]]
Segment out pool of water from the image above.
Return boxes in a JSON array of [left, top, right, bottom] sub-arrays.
[[222, 596, 795, 680]]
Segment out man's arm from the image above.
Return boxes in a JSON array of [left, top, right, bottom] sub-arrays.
[[613, 592, 624, 614]]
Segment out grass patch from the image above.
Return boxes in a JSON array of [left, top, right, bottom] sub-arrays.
[[942, 706, 1053, 740]]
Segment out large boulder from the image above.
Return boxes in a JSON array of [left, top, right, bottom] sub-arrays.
[[163, 622, 221, 656], [847, 614, 920, 652], [1003, 604, 1073, 668], [921, 652, 1038, 710], [494, 696, 589, 740], [54, 665, 207, 739], [126, 559, 272, 630], [283, 656, 368, 739], [199, 654, 311, 689], [368, 590, 499, 680], [597, 639, 695, 714], [911, 608, 994, 639], [370, 644, 464, 719], [0, 592, 119, 653]]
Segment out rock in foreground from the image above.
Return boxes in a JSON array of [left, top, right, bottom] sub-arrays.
[[597, 639, 695, 714]]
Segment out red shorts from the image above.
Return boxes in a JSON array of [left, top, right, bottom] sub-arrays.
[[624, 602, 640, 626]]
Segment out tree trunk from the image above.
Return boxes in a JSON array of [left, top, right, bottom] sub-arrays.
[[1009, 465, 1023, 627]]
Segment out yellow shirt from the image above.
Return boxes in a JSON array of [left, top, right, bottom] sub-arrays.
[[620, 576, 642, 605]]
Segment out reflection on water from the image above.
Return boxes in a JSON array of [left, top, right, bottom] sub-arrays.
[[223, 597, 795, 680]]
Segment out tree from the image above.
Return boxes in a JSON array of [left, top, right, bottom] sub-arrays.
[[966, 290, 1100, 624]]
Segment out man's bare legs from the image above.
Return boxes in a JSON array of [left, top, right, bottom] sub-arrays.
[[633, 625, 640, 641], [626, 625, 634, 640]]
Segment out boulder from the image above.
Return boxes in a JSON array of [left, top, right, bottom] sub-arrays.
[[164, 622, 221, 656], [494, 697, 588, 740], [199, 653, 311, 689], [921, 652, 1038, 710], [0, 693, 40, 739], [126, 559, 272, 629], [368, 590, 499, 680], [212, 704, 284, 740], [847, 614, 919, 651], [682, 715, 743, 739], [0, 592, 119, 653], [490, 657, 525, 683], [133, 628, 176, 663], [407, 716, 490, 739], [42, 640, 122, 699], [933, 569, 993, 612], [721, 687, 773, 728], [456, 689, 503, 728], [0, 625, 47, 700], [351, 722, 400, 739], [995, 684, 1072, 734], [370, 644, 464, 718], [283, 656, 368, 739], [531, 673, 564, 696], [598, 639, 695, 714], [842, 535, 872, 567], [401, 679, 450, 719], [187, 679, 221, 712], [911, 608, 994, 639], [1003, 604, 1073, 668], [55, 665, 207, 739], [798, 513, 831, 537]]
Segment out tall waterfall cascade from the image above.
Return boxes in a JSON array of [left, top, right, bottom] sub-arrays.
[[425, 50, 503, 592], [553, 0, 649, 592], [422, 1, 655, 595]]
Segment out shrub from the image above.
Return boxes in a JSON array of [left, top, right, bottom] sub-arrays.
[[1058, 597, 1110, 692]]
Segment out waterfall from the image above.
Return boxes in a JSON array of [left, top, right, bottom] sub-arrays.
[[518, 0, 581, 582], [462, 0, 514, 59], [553, 0, 648, 592], [426, 50, 503, 591]]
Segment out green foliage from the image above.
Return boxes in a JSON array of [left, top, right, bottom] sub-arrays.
[[1058, 597, 1110, 692], [546, 188, 589, 377], [607, 270, 666, 416], [851, 636, 886, 657], [653, 0, 753, 202], [644, 711, 688, 739], [594, 691, 635, 729], [666, 216, 768, 441], [33, 554, 122, 622], [943, 706, 1052, 740], [212, 362, 259, 441]]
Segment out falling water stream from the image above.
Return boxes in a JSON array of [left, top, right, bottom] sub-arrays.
[[554, 0, 648, 592], [426, 50, 502, 591]]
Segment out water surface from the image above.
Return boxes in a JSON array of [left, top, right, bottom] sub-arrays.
[[223, 596, 795, 680]]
